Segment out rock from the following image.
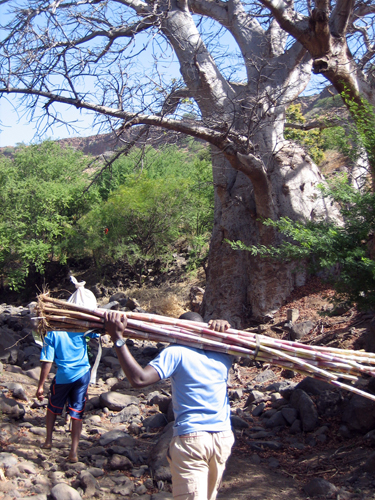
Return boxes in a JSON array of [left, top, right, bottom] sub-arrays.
[[109, 454, 133, 470], [78, 471, 98, 496], [24, 367, 41, 381], [142, 346, 159, 357], [101, 356, 121, 370], [252, 402, 265, 417], [295, 377, 334, 396], [230, 415, 250, 429], [110, 404, 140, 424], [51, 483, 82, 500], [289, 321, 314, 341], [287, 309, 299, 322], [0, 326, 21, 364], [265, 411, 287, 429], [5, 382, 28, 401], [316, 390, 342, 417], [281, 407, 298, 425], [363, 451, 375, 472], [148, 422, 173, 482], [342, 394, 375, 433], [0, 453, 18, 468], [99, 391, 139, 411], [0, 394, 25, 419], [245, 390, 264, 407], [143, 413, 168, 429], [254, 369, 276, 384], [303, 477, 337, 497], [18, 461, 37, 474], [99, 430, 135, 447], [289, 419, 302, 434], [109, 292, 127, 302], [148, 392, 172, 414], [189, 286, 204, 313], [290, 390, 319, 432]]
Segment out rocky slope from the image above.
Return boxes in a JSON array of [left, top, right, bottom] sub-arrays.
[[1, 278, 375, 500]]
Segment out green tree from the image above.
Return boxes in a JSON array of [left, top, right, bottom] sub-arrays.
[[78, 176, 196, 283], [0, 141, 97, 290]]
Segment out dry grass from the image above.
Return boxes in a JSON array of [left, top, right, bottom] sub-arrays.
[[123, 269, 206, 318]]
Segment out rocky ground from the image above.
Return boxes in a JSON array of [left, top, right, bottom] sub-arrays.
[[1, 277, 375, 500]]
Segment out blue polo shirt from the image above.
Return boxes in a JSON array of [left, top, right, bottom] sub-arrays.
[[149, 345, 232, 436], [40, 331, 99, 384]]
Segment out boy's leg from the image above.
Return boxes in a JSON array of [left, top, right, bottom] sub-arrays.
[[42, 410, 57, 449], [43, 378, 70, 449], [68, 418, 83, 462], [66, 370, 90, 462]]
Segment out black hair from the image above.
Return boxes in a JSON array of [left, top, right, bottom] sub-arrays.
[[178, 311, 204, 322]]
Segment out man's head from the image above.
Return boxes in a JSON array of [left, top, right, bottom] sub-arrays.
[[179, 312, 204, 322]]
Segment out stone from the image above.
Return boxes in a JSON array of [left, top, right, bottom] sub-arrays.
[[252, 402, 265, 417], [148, 422, 173, 482], [289, 321, 314, 341], [109, 454, 133, 470], [290, 389, 319, 432], [110, 404, 140, 424], [303, 477, 337, 497], [341, 394, 375, 433], [254, 370, 276, 384], [281, 407, 298, 425], [99, 391, 139, 411], [265, 411, 287, 429], [5, 382, 28, 401], [0, 453, 18, 468], [78, 471, 98, 496], [99, 429, 134, 446], [51, 483, 82, 500], [287, 309, 299, 323], [230, 415, 250, 429], [143, 413, 168, 429], [0, 394, 25, 419]]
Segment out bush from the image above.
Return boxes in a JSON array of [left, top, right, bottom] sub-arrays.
[[228, 175, 375, 310]]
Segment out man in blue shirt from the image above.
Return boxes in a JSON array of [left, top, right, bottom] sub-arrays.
[[104, 310, 234, 500], [36, 330, 99, 462]]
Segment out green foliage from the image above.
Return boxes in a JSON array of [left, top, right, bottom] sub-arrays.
[[0, 139, 214, 289], [229, 175, 375, 309], [284, 104, 326, 165], [77, 166, 213, 283], [0, 141, 97, 290], [341, 88, 375, 172]]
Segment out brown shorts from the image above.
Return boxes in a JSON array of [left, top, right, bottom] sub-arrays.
[[167, 430, 235, 500]]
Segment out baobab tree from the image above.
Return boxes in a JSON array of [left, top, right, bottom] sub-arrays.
[[260, 0, 375, 183], [0, 0, 334, 325]]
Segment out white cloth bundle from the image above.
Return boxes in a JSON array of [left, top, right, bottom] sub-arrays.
[[67, 276, 97, 310]]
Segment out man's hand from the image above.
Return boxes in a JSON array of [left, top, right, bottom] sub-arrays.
[[208, 319, 231, 333], [104, 310, 127, 342]]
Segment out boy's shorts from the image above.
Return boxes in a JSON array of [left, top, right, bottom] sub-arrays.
[[48, 370, 90, 420]]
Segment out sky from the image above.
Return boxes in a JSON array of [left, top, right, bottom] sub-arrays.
[[0, 0, 327, 149]]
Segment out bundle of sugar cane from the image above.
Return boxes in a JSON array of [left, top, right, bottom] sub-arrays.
[[34, 293, 375, 402]]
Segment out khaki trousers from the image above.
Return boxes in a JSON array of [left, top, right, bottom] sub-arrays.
[[167, 430, 234, 500]]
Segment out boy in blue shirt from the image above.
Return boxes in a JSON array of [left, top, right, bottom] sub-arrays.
[[36, 329, 99, 462]]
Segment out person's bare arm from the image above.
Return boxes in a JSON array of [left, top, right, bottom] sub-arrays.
[[104, 311, 160, 388], [208, 319, 231, 332], [36, 361, 52, 400]]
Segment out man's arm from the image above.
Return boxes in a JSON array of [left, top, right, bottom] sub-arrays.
[[36, 361, 53, 400], [104, 311, 161, 388]]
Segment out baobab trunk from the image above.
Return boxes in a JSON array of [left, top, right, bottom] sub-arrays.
[[202, 143, 329, 327]]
